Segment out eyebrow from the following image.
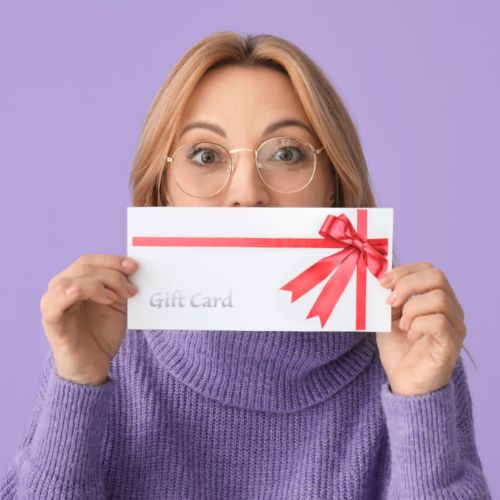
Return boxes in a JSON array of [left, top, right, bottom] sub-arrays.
[[179, 118, 314, 139]]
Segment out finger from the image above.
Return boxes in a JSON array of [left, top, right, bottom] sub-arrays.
[[379, 261, 433, 288], [47, 253, 139, 292], [49, 263, 139, 302], [41, 276, 118, 325], [97, 266, 139, 302], [68, 253, 139, 277], [381, 262, 465, 322], [385, 267, 464, 321], [76, 266, 137, 303], [381, 262, 433, 319], [390, 302, 404, 321], [407, 312, 464, 349], [399, 288, 463, 332]]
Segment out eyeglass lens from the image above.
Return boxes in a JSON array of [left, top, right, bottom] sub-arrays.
[[171, 137, 316, 197]]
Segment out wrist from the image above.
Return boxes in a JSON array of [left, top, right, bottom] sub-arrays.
[[55, 366, 109, 386], [388, 381, 448, 397]]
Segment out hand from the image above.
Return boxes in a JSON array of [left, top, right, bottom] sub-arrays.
[[375, 261, 466, 396], [40, 254, 140, 385]]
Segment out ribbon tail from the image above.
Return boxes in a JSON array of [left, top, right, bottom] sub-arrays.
[[280, 247, 353, 302], [306, 250, 359, 327]]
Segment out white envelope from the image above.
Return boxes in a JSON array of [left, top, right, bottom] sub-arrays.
[[127, 207, 393, 332]]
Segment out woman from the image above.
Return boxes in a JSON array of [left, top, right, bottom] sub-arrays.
[[0, 31, 491, 499]]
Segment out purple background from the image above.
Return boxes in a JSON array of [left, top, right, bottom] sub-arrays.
[[1, 1, 498, 495]]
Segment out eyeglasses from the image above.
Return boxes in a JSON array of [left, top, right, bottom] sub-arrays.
[[165, 136, 325, 198]]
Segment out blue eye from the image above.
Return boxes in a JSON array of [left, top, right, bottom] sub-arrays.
[[183, 142, 229, 168], [188, 146, 221, 165], [272, 146, 305, 163]]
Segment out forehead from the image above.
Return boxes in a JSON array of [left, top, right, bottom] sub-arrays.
[[179, 65, 310, 126]]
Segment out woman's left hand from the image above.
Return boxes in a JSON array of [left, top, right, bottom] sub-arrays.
[[375, 261, 467, 396]]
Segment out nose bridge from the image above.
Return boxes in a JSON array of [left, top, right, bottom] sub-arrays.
[[223, 146, 269, 206], [228, 147, 258, 174], [229, 147, 255, 155]]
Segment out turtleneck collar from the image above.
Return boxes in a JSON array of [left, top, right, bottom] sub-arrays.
[[142, 329, 377, 413]]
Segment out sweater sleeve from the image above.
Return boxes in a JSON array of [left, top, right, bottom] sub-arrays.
[[380, 355, 492, 499], [0, 349, 116, 499]]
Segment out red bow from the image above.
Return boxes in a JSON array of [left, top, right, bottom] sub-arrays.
[[280, 209, 389, 329]]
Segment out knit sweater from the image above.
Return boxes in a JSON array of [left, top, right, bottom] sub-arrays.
[[0, 329, 492, 499]]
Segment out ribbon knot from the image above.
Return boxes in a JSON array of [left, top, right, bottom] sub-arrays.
[[351, 238, 366, 250], [280, 209, 389, 329]]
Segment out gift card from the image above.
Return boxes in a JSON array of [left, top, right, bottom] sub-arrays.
[[127, 207, 393, 332]]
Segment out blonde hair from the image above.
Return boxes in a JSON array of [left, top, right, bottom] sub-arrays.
[[130, 32, 380, 211], [128, 30, 476, 368]]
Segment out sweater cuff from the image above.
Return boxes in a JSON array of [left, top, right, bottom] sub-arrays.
[[25, 365, 115, 491], [381, 380, 460, 495]]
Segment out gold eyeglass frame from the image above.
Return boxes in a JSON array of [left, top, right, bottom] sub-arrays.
[[165, 136, 325, 198]]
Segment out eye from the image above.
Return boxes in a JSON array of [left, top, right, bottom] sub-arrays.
[[272, 146, 305, 163], [187, 146, 221, 165]]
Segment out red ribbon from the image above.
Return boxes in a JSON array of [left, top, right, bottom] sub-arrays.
[[279, 209, 388, 329], [131, 208, 389, 329]]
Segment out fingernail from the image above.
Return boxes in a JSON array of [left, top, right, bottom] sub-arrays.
[[127, 282, 139, 296], [399, 316, 409, 330], [379, 272, 393, 286], [66, 285, 79, 296], [387, 291, 397, 305], [122, 258, 136, 269]]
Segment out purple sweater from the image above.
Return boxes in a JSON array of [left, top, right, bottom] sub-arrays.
[[0, 329, 491, 499]]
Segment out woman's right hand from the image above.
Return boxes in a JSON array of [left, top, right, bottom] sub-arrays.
[[40, 254, 139, 386]]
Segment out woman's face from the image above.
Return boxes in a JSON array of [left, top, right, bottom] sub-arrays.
[[165, 65, 335, 207]]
